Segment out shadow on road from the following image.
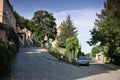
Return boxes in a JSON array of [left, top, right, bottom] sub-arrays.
[[41, 56, 58, 62], [3, 47, 120, 80]]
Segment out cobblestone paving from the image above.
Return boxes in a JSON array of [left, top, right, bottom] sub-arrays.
[[3, 47, 120, 80]]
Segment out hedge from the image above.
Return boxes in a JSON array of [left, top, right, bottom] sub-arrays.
[[0, 44, 17, 78]]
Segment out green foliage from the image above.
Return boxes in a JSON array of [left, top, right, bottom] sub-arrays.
[[85, 53, 91, 59], [0, 44, 16, 78], [14, 11, 31, 29], [65, 36, 80, 61], [8, 44, 17, 65], [52, 42, 59, 54], [0, 46, 10, 78], [88, 0, 120, 63], [31, 10, 56, 41], [59, 15, 77, 47], [32, 39, 41, 47], [9, 29, 19, 52], [91, 45, 100, 58], [101, 46, 109, 57], [77, 48, 85, 58], [78, 51, 85, 57]]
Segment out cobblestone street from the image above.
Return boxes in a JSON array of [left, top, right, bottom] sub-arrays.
[[4, 47, 120, 80]]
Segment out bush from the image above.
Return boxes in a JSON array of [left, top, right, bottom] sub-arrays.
[[0, 44, 17, 79], [32, 39, 41, 47], [0, 45, 10, 78], [8, 44, 17, 62], [113, 56, 120, 66]]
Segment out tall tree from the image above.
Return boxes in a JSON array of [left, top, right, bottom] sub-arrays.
[[65, 36, 80, 62], [91, 45, 100, 58], [59, 15, 77, 47], [88, 0, 120, 63], [14, 11, 30, 29], [31, 10, 56, 41]]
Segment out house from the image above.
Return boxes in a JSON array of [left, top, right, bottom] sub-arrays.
[[95, 52, 104, 63], [18, 27, 33, 47], [52, 26, 62, 48], [0, 0, 16, 47], [56, 25, 61, 36], [52, 25, 66, 54], [21, 28, 33, 46]]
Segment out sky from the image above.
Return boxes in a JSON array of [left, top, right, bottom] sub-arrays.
[[9, 0, 105, 53]]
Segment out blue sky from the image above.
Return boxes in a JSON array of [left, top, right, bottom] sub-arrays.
[[9, 0, 105, 53]]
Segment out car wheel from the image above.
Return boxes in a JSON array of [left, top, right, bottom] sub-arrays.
[[87, 63, 89, 66]]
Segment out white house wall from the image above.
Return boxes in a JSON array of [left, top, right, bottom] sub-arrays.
[[0, 29, 6, 42]]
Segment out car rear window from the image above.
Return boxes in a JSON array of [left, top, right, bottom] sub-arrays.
[[79, 57, 87, 60]]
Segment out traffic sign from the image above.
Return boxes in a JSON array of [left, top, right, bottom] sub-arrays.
[[57, 36, 61, 41]]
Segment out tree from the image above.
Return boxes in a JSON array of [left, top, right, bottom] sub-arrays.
[[88, 0, 120, 64], [59, 15, 77, 47], [65, 36, 80, 62], [85, 53, 91, 59], [77, 49, 85, 58], [91, 45, 100, 58], [31, 10, 56, 41], [14, 11, 30, 29]]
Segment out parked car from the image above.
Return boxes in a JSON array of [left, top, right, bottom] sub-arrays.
[[78, 56, 89, 66]]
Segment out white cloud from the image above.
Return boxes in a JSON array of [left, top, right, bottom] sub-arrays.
[[53, 8, 101, 53]]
